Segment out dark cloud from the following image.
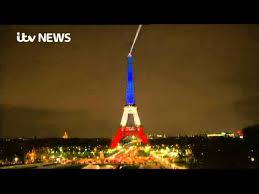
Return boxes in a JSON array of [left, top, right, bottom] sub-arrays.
[[0, 24, 259, 137]]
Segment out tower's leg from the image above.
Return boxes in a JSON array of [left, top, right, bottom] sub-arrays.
[[133, 109, 141, 127], [120, 108, 129, 127], [111, 127, 125, 148], [136, 127, 148, 144]]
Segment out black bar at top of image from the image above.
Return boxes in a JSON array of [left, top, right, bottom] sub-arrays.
[[1, 7, 259, 24]]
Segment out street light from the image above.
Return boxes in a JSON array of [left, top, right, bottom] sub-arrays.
[[14, 157, 19, 163]]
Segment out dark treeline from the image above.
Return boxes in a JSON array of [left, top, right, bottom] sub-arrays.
[[150, 136, 257, 169]]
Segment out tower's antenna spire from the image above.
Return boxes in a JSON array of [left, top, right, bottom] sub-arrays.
[[129, 25, 142, 56]]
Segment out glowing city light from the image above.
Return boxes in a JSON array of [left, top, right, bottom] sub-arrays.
[[14, 157, 19, 162]]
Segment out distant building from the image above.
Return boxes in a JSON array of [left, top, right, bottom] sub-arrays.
[[25, 148, 36, 163], [148, 134, 167, 139], [207, 132, 235, 138], [63, 131, 69, 139]]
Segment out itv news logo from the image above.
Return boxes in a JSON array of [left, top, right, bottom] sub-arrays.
[[16, 32, 71, 43]]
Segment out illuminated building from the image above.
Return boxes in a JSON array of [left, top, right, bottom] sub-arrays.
[[148, 134, 167, 139], [25, 148, 36, 163], [111, 54, 148, 148], [207, 130, 245, 139], [63, 131, 69, 139], [207, 132, 235, 138]]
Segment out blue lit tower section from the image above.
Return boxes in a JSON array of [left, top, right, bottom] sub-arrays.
[[126, 54, 135, 105]]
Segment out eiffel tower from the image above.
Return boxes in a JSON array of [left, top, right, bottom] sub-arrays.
[[111, 53, 148, 148]]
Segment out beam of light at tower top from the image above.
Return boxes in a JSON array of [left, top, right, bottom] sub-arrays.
[[129, 25, 142, 56]]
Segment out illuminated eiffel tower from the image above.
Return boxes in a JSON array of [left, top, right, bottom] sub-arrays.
[[111, 53, 148, 148]]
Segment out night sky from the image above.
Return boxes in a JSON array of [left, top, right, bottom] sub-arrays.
[[0, 24, 259, 138]]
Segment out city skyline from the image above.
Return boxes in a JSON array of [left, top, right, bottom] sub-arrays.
[[1, 24, 259, 138]]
